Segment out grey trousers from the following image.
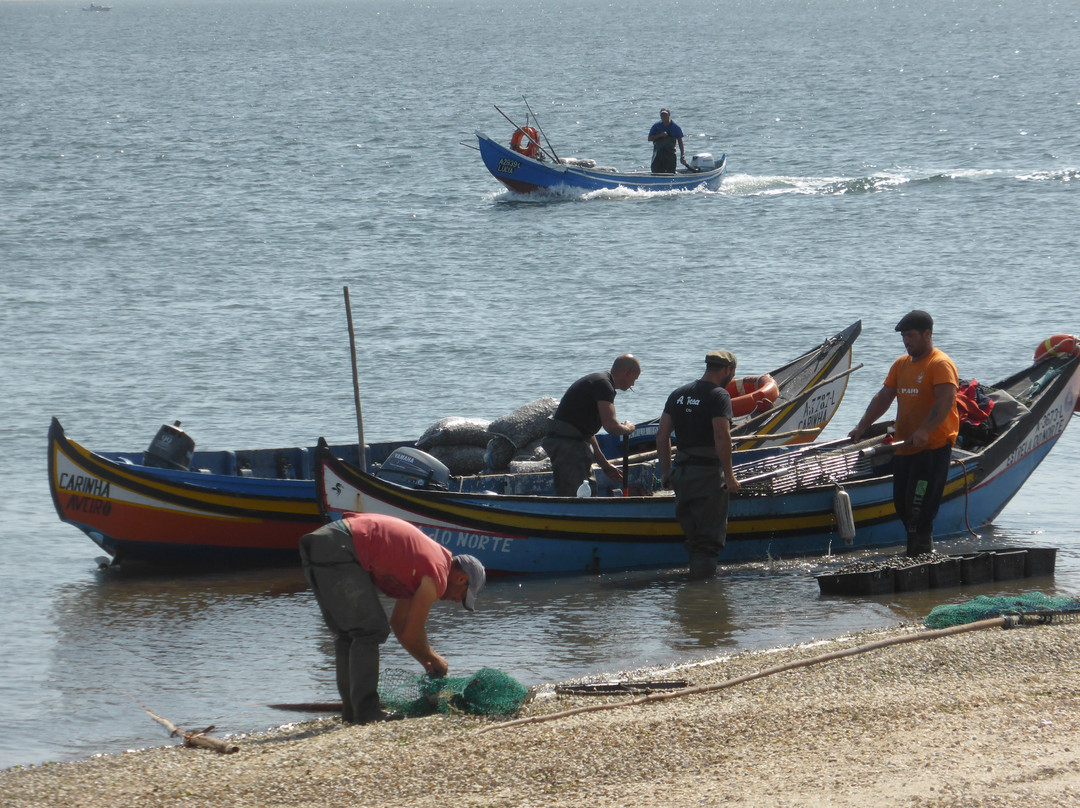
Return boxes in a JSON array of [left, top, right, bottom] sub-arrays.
[[299, 524, 391, 722], [671, 459, 729, 558], [542, 419, 594, 497]]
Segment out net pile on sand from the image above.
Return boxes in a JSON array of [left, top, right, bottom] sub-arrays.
[[924, 592, 1080, 629], [378, 667, 530, 717]]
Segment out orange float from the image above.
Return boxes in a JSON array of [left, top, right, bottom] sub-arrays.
[[1033, 335, 1080, 412], [726, 374, 779, 417], [1033, 334, 1080, 364], [510, 126, 540, 159]]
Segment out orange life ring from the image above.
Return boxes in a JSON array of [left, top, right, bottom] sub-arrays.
[[510, 126, 540, 159], [726, 374, 779, 417], [1033, 334, 1080, 364]]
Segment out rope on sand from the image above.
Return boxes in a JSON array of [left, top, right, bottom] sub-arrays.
[[480, 618, 1011, 733]]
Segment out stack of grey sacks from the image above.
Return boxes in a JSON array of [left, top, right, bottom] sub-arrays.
[[415, 397, 558, 476]]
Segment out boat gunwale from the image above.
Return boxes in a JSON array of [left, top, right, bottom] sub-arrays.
[[48, 418, 321, 521], [316, 354, 1080, 545]]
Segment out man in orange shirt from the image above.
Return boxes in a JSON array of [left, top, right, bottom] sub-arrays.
[[848, 311, 959, 556], [299, 513, 485, 724]]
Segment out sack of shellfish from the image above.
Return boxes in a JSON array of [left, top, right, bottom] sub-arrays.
[[416, 417, 491, 450], [488, 398, 559, 449]]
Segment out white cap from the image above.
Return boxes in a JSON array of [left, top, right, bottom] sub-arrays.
[[454, 554, 486, 611]]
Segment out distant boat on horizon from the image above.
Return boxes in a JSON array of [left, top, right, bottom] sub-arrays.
[[83, 3, 112, 10]]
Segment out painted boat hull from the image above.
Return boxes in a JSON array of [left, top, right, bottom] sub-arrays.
[[47, 324, 859, 568], [48, 422, 345, 566], [477, 132, 726, 194], [318, 356, 1080, 575]]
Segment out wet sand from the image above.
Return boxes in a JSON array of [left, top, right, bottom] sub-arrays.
[[3, 621, 1079, 808]]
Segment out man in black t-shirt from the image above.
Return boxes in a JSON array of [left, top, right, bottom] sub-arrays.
[[542, 354, 641, 496], [656, 350, 741, 579]]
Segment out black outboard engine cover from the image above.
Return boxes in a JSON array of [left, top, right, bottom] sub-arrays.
[[143, 420, 195, 471], [375, 447, 450, 490]]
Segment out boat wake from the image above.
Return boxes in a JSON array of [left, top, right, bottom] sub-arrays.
[[485, 166, 1076, 202], [490, 183, 716, 204], [719, 166, 1078, 197]]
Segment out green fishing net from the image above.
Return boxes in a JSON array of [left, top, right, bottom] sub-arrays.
[[378, 666, 529, 717], [924, 593, 1080, 629]]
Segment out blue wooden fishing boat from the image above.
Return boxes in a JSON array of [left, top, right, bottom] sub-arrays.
[[318, 342, 1080, 575], [47, 324, 861, 568], [476, 131, 726, 194]]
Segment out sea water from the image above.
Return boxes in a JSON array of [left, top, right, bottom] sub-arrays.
[[1, 0, 1078, 768]]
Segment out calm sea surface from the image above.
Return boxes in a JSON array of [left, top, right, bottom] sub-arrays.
[[2, 0, 1078, 769]]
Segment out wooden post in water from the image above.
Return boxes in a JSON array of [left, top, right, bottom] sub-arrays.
[[343, 286, 366, 470]]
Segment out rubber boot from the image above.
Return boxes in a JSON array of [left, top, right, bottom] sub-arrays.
[[334, 637, 355, 723], [906, 530, 933, 557], [345, 641, 383, 723], [688, 552, 718, 580]]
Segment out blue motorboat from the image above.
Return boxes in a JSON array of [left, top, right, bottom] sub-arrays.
[[476, 130, 726, 194]]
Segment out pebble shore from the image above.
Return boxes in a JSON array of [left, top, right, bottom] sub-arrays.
[[4, 621, 1079, 808]]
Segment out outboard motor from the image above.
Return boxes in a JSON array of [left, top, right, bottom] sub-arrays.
[[690, 153, 715, 171], [143, 420, 195, 471], [375, 447, 450, 490]]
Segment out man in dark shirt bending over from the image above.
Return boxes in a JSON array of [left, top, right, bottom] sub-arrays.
[[542, 354, 641, 496]]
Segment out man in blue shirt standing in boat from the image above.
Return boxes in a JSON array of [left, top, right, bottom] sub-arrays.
[[655, 350, 741, 580], [648, 108, 686, 174]]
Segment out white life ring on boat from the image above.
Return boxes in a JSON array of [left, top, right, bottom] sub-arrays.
[[510, 127, 540, 159], [726, 375, 779, 417], [1033, 334, 1080, 364]]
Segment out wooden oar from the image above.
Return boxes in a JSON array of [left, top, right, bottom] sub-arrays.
[[614, 427, 824, 467], [776, 363, 864, 410], [859, 440, 906, 457], [733, 426, 822, 445]]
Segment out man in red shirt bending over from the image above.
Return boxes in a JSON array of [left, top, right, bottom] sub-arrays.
[[299, 513, 485, 724]]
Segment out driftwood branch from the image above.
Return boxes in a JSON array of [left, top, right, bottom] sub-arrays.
[[479, 617, 1008, 733], [143, 706, 239, 754]]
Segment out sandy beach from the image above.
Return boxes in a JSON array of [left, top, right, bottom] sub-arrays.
[[4, 620, 1079, 808]]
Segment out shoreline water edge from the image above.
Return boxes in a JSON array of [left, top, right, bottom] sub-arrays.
[[4, 622, 1078, 807]]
